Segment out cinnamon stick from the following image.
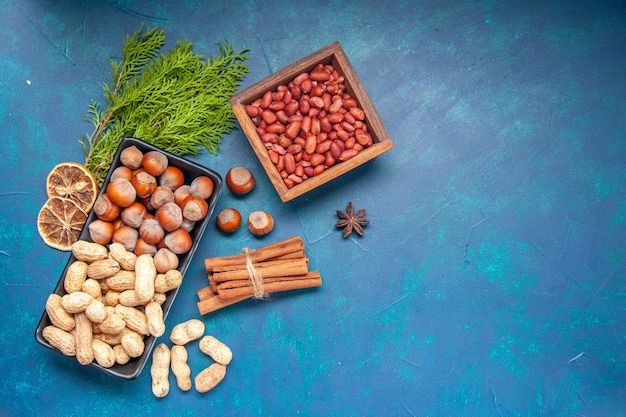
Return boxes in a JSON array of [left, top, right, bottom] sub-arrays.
[[211, 257, 309, 283], [217, 272, 322, 301], [197, 285, 216, 301], [197, 293, 250, 315], [216, 271, 322, 292], [204, 235, 304, 273]]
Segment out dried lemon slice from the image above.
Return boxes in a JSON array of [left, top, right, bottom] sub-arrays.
[[37, 197, 88, 251], [46, 162, 98, 213]]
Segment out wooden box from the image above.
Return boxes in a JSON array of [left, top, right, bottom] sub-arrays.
[[230, 41, 393, 202]]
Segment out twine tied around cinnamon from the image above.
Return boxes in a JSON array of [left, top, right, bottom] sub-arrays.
[[242, 247, 268, 299]]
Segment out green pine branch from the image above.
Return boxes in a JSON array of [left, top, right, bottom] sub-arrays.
[[80, 26, 250, 185]]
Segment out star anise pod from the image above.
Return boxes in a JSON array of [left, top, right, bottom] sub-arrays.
[[335, 202, 370, 238]]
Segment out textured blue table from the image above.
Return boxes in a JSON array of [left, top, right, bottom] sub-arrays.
[[1, 1, 624, 416]]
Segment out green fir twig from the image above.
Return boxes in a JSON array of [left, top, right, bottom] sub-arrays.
[[80, 26, 250, 185]]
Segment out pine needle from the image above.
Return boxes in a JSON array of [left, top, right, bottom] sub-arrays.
[[80, 26, 250, 185]]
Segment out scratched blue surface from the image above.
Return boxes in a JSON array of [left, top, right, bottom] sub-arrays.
[[1, 0, 625, 416]]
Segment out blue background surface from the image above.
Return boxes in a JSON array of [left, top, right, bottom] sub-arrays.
[[1, 1, 625, 416]]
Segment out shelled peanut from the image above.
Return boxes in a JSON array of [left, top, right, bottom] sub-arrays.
[[89, 146, 214, 271], [245, 63, 374, 189], [41, 240, 183, 368]]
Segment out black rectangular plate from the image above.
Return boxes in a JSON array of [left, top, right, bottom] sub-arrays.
[[34, 137, 222, 380]]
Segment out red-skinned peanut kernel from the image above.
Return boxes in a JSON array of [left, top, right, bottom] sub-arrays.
[[248, 63, 374, 189]]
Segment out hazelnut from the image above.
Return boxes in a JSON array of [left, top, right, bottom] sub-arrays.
[[225, 166, 255, 194], [216, 208, 241, 233], [112, 225, 139, 252], [159, 166, 185, 190], [247, 211, 274, 236], [110, 166, 133, 182], [156, 202, 183, 232], [180, 195, 209, 222], [131, 171, 157, 198], [173, 185, 191, 206], [135, 238, 157, 256], [139, 218, 165, 245], [93, 193, 120, 222], [163, 229, 192, 255], [142, 151, 168, 177], [150, 186, 175, 210], [88, 219, 115, 245], [119, 145, 144, 169], [120, 202, 147, 229], [107, 178, 137, 208], [153, 248, 179, 273], [189, 176, 214, 199]]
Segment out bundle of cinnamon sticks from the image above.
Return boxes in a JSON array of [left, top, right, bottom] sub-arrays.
[[197, 235, 322, 315]]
